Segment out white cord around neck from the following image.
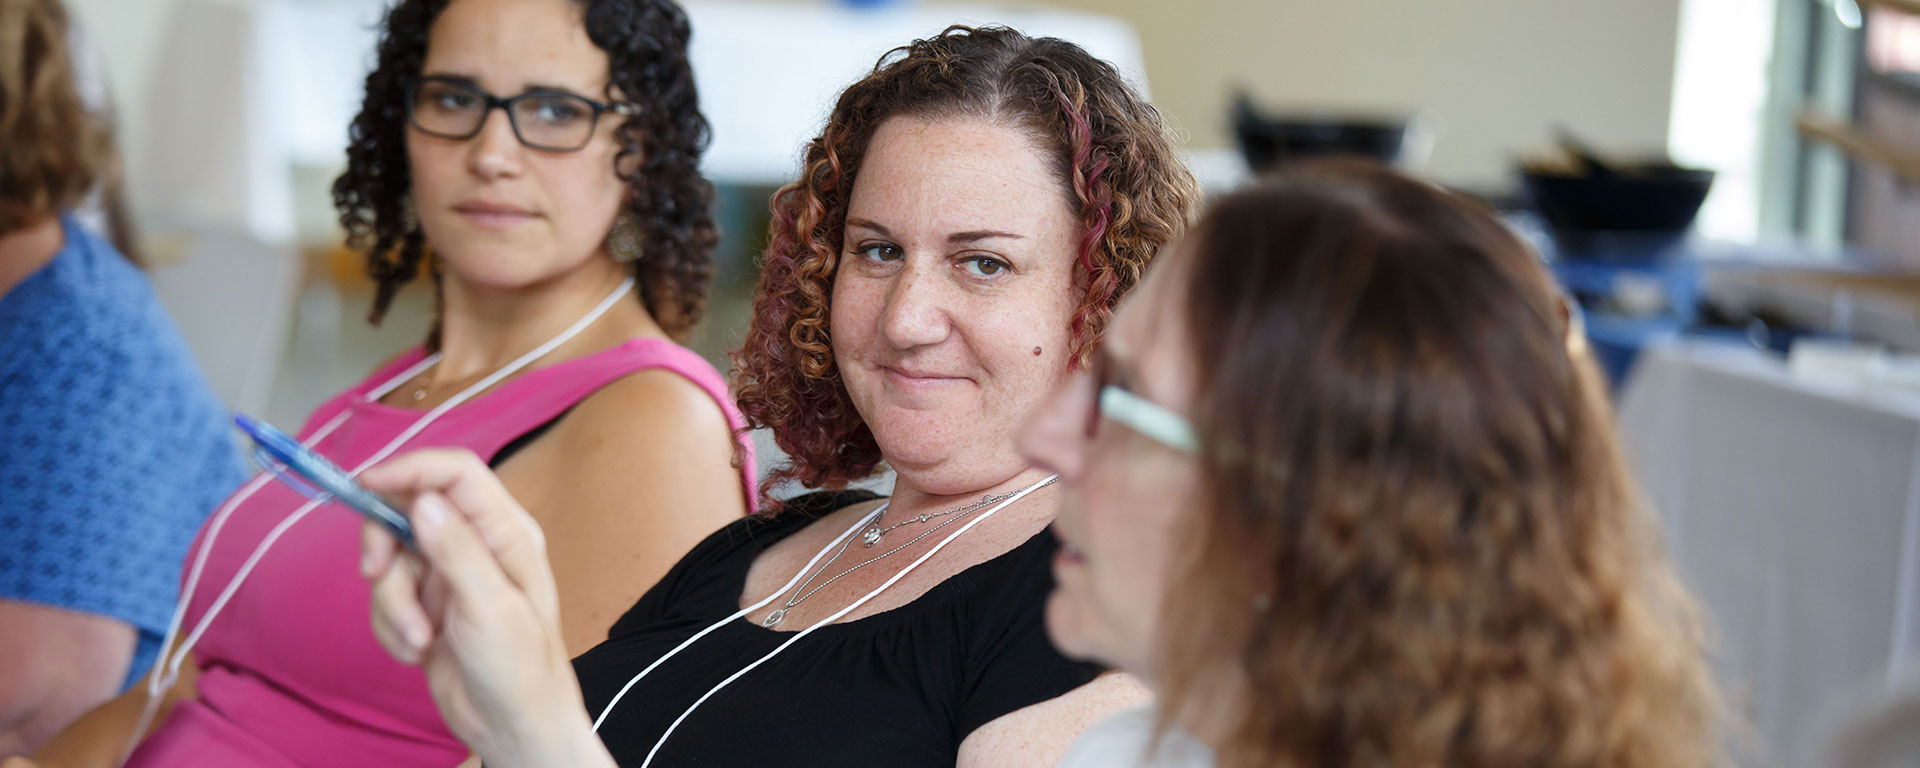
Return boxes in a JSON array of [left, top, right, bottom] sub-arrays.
[[121, 276, 634, 766], [586, 473, 1059, 768]]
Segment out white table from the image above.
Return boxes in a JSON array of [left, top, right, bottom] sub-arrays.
[[1616, 341, 1920, 763]]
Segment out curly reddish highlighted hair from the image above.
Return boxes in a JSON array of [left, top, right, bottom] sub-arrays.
[[733, 25, 1199, 498]]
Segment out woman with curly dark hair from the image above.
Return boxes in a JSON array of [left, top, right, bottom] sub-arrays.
[[352, 24, 1201, 768], [1024, 159, 1723, 768], [19, 0, 753, 766]]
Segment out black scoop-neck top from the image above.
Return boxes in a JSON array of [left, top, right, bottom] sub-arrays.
[[573, 490, 1104, 766]]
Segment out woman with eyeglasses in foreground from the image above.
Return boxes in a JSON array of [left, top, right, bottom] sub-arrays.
[[1025, 158, 1725, 767], [18, 0, 754, 765]]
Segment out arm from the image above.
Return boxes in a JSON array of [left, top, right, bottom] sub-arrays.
[[0, 601, 134, 756], [493, 369, 748, 655], [16, 639, 199, 768], [956, 673, 1151, 768], [359, 451, 617, 768]]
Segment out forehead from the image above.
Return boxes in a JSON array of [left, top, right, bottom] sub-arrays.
[[846, 115, 1072, 238], [424, 0, 607, 93]]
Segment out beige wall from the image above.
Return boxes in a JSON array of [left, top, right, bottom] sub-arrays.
[[1011, 0, 1685, 188], [67, 0, 181, 202], [66, 0, 1686, 194]]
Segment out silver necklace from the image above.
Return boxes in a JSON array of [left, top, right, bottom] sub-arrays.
[[761, 477, 1058, 628], [860, 486, 1037, 547]]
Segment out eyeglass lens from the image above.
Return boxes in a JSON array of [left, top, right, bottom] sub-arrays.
[[1085, 354, 1110, 440], [410, 79, 603, 151]]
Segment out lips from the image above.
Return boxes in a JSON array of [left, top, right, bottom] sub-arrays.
[[452, 201, 539, 230], [881, 365, 968, 387]]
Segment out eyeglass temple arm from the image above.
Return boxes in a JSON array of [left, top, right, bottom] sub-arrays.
[[1099, 386, 1201, 454]]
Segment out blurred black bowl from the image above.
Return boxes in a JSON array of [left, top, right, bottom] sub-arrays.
[[1520, 163, 1714, 239], [1233, 95, 1412, 172]]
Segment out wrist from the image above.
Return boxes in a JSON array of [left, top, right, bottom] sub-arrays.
[[485, 677, 612, 768]]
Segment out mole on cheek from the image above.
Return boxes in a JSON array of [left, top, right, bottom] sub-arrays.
[[1033, 346, 1042, 357]]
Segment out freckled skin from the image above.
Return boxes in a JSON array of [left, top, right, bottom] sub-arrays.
[[831, 116, 1082, 496]]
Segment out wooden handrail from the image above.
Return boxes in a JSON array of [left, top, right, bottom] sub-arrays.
[[1796, 109, 1920, 183]]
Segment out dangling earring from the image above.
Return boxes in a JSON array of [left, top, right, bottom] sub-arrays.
[[607, 213, 642, 262], [400, 195, 419, 234]]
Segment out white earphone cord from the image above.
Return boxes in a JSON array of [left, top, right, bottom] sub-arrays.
[[120, 277, 635, 766], [586, 473, 1059, 768]]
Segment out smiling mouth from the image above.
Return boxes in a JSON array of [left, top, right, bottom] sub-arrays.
[[882, 366, 967, 386]]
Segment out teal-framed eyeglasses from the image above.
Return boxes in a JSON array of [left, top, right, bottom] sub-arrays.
[[1087, 349, 1199, 454]]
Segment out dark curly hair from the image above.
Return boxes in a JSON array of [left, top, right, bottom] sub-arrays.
[[731, 25, 1200, 500], [331, 0, 715, 345]]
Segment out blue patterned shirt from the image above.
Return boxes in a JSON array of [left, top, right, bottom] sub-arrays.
[[0, 215, 246, 688]]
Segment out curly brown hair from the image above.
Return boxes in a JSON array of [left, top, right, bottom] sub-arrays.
[[331, 0, 715, 345], [0, 0, 113, 234], [1156, 159, 1721, 768], [732, 25, 1199, 499]]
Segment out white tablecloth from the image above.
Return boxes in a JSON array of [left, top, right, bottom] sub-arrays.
[[1617, 342, 1920, 763]]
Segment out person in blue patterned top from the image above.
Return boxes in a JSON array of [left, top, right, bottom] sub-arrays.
[[0, 0, 245, 755]]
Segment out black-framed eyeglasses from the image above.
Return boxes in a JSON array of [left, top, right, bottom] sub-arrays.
[[405, 76, 640, 153]]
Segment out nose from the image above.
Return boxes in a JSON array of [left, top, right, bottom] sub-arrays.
[[465, 108, 525, 181], [878, 262, 953, 350], [1017, 370, 1090, 481]]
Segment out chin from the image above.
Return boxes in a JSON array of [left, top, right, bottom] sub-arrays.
[[441, 253, 574, 290], [1043, 590, 1106, 664], [863, 421, 971, 476]]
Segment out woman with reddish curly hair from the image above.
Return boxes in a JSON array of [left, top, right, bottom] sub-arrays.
[[1023, 158, 1723, 767], [353, 24, 1200, 768], [733, 24, 1195, 495]]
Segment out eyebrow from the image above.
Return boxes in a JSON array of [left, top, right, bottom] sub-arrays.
[[844, 218, 1024, 245], [948, 230, 1024, 244], [423, 71, 597, 97]]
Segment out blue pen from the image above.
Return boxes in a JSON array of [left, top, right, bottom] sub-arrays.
[[234, 414, 417, 549]]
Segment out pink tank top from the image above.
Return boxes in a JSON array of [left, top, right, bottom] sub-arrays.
[[127, 338, 757, 767]]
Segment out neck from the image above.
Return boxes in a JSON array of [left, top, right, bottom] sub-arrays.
[[0, 216, 66, 298], [883, 465, 1059, 520], [1156, 664, 1249, 753], [433, 259, 654, 380]]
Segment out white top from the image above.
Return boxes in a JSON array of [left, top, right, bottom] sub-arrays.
[[1058, 706, 1214, 768]]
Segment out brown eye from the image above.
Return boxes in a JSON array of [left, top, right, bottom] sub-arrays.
[[853, 244, 903, 262], [963, 256, 1007, 276]]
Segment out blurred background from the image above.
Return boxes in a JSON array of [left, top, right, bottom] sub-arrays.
[[49, 0, 1920, 763]]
